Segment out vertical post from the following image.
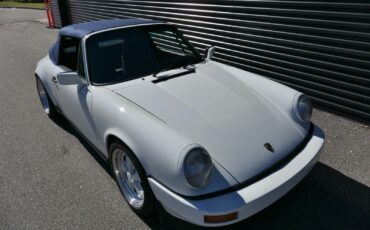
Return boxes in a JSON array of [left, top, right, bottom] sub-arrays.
[[45, 0, 56, 28]]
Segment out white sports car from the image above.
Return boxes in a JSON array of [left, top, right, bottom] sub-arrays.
[[35, 18, 325, 227]]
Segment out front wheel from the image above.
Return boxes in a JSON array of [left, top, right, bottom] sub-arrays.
[[36, 77, 57, 118], [110, 142, 155, 216]]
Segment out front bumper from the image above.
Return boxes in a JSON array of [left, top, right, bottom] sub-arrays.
[[148, 125, 325, 227]]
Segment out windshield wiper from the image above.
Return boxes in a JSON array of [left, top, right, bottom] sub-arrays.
[[153, 56, 200, 78], [152, 67, 196, 83], [153, 61, 183, 78]]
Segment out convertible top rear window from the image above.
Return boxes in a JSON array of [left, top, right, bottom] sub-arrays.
[[85, 25, 201, 85]]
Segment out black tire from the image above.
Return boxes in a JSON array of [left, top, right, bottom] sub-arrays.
[[35, 77, 58, 119], [110, 141, 155, 216]]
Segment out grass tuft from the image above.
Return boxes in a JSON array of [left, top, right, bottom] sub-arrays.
[[0, 1, 45, 10]]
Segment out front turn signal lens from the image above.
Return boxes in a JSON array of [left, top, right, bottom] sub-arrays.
[[204, 212, 238, 223]]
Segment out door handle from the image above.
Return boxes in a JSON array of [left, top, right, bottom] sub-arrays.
[[51, 76, 57, 83]]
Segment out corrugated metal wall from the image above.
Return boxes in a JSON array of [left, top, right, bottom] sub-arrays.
[[50, 0, 63, 27], [59, 0, 370, 121]]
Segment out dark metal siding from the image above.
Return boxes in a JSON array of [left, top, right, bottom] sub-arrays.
[[65, 0, 370, 121], [50, 0, 63, 27]]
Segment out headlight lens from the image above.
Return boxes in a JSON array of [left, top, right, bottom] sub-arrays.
[[184, 148, 213, 188], [297, 95, 312, 122]]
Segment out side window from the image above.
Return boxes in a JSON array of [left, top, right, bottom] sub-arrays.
[[59, 36, 80, 71], [77, 47, 85, 79]]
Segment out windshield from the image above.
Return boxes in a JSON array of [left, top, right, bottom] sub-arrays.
[[85, 24, 202, 85]]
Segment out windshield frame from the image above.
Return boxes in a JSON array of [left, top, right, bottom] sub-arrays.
[[82, 23, 202, 86]]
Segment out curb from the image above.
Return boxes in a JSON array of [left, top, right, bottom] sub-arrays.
[[0, 6, 44, 11]]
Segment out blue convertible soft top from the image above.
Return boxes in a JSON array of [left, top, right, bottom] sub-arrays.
[[60, 18, 161, 38], [49, 18, 163, 64]]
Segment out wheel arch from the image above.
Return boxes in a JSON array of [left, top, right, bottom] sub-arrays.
[[34, 55, 60, 107], [106, 134, 126, 160], [105, 133, 149, 175], [34, 72, 58, 107]]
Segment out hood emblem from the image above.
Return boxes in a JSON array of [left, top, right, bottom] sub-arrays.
[[264, 143, 275, 153]]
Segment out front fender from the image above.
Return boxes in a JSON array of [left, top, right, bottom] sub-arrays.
[[91, 86, 237, 197]]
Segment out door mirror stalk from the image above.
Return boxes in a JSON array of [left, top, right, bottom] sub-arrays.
[[204, 46, 216, 60]]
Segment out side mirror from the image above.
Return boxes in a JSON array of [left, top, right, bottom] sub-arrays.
[[57, 71, 82, 85], [204, 46, 216, 60]]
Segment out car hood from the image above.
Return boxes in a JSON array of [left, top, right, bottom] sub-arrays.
[[110, 63, 307, 184]]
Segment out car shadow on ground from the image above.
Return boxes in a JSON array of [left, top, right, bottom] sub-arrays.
[[51, 115, 370, 230], [51, 115, 114, 178]]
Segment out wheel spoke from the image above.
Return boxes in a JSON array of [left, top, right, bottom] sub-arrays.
[[131, 171, 141, 183], [135, 187, 144, 200], [132, 180, 144, 198], [126, 157, 134, 172], [120, 155, 128, 174], [128, 179, 135, 191]]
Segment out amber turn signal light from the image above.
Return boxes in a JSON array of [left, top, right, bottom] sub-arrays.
[[204, 212, 238, 223]]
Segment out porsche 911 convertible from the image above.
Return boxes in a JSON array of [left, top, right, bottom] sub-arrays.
[[35, 18, 325, 227]]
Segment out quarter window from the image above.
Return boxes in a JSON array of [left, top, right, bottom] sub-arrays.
[[59, 36, 80, 71]]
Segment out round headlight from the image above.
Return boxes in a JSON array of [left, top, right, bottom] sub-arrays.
[[296, 95, 312, 122], [184, 148, 213, 188]]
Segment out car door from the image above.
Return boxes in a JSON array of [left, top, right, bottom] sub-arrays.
[[55, 36, 96, 144]]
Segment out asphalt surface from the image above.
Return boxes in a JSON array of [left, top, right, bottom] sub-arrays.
[[0, 8, 369, 230]]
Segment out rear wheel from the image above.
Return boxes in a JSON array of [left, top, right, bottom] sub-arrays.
[[36, 77, 57, 118], [110, 142, 155, 216]]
